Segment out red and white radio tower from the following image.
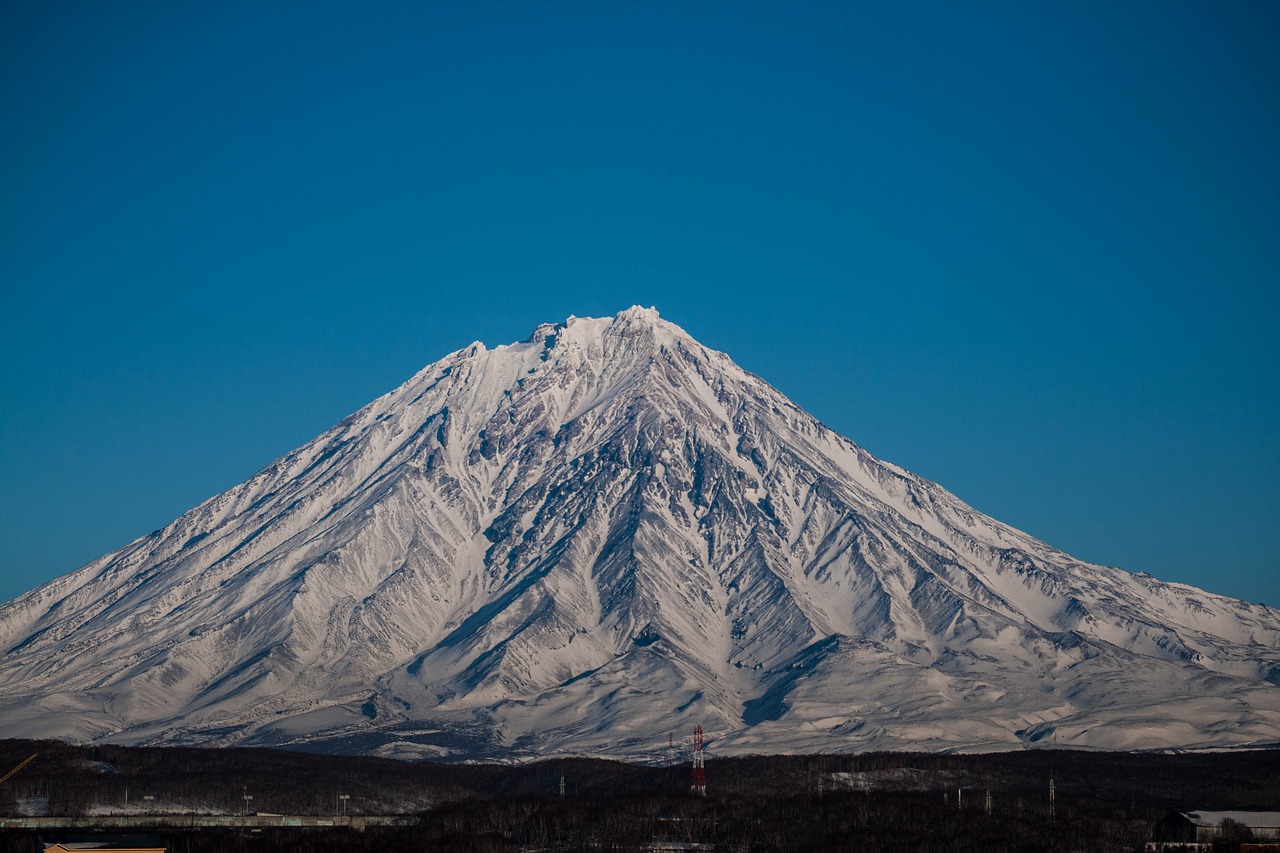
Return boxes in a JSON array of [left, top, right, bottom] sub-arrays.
[[690, 725, 706, 796]]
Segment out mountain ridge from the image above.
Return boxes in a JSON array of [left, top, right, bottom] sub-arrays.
[[2, 306, 1278, 760]]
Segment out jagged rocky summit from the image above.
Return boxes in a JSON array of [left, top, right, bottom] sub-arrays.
[[2, 307, 1278, 760]]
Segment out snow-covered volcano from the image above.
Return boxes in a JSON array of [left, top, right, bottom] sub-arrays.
[[2, 307, 1278, 760]]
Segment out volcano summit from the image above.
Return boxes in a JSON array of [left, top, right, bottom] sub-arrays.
[[2, 307, 1278, 759]]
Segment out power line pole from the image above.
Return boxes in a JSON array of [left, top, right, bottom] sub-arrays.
[[690, 726, 706, 796]]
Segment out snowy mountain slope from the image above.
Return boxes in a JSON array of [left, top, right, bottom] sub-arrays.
[[2, 306, 1278, 759]]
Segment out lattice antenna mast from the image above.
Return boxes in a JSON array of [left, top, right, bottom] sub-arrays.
[[1049, 776, 1056, 822], [690, 725, 706, 796], [667, 733, 675, 767]]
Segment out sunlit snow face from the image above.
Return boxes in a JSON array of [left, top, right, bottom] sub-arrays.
[[2, 308, 1278, 758]]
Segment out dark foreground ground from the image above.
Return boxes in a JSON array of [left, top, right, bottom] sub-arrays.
[[2, 739, 1278, 852]]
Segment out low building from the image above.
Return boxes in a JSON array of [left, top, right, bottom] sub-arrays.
[[1148, 810, 1280, 851]]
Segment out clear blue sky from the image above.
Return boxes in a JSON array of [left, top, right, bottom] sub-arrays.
[[2, 1, 1277, 607]]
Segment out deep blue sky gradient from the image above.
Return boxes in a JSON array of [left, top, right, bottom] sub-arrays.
[[2, 1, 1277, 606]]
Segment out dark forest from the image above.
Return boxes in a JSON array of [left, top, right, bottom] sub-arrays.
[[2, 739, 1278, 852]]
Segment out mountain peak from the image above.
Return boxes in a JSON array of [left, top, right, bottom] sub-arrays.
[[525, 306, 672, 350], [615, 304, 660, 323], [2, 309, 1279, 760]]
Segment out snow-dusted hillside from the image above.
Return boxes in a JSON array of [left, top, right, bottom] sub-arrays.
[[2, 306, 1278, 760]]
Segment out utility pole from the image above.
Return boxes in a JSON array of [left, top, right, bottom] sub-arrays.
[[242, 786, 253, 816], [690, 725, 706, 796], [338, 793, 349, 816]]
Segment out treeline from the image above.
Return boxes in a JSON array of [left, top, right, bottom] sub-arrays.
[[2, 739, 1279, 852]]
